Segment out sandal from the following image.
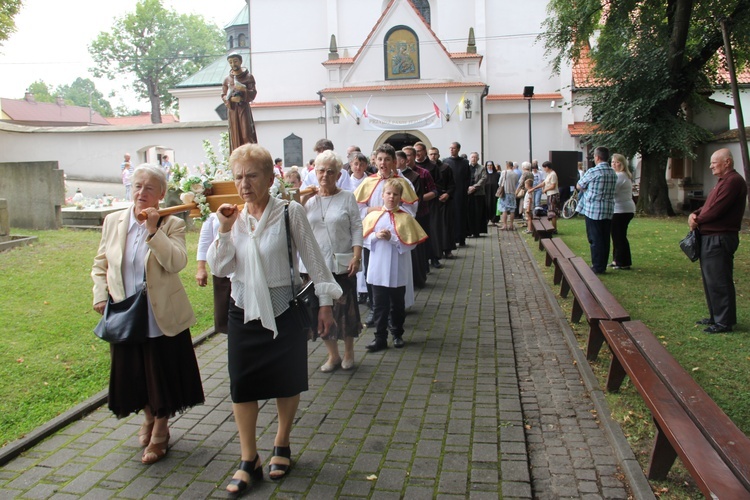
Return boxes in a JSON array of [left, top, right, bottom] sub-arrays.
[[137, 420, 154, 447], [141, 432, 169, 464], [268, 445, 292, 480], [227, 454, 263, 495]]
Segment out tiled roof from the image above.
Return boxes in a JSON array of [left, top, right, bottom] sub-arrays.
[[322, 58, 355, 66], [321, 82, 487, 93], [487, 93, 563, 101], [567, 122, 598, 137], [450, 52, 483, 59], [106, 113, 179, 125], [572, 46, 599, 89], [175, 49, 251, 88], [0, 97, 109, 125]]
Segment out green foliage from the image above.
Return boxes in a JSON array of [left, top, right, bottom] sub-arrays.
[[23, 78, 114, 117], [88, 0, 224, 123], [0, 0, 22, 43], [542, 0, 750, 213], [0, 226, 214, 446]]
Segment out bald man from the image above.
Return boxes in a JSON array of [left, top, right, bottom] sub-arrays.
[[689, 148, 747, 333]]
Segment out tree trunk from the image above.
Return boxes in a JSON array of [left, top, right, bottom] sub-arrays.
[[148, 80, 162, 124], [637, 151, 676, 215]]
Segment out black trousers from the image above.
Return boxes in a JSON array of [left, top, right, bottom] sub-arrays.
[[585, 216, 612, 273], [611, 212, 634, 267], [371, 285, 406, 340], [700, 233, 739, 327]]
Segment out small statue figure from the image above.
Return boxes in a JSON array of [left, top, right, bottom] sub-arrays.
[[221, 53, 258, 152]]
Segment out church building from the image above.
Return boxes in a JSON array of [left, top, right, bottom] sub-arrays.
[[172, 0, 578, 170]]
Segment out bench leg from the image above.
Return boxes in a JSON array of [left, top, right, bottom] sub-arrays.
[[545, 253, 553, 267], [553, 264, 562, 285], [647, 421, 678, 480], [571, 298, 583, 323], [586, 322, 604, 361], [606, 355, 627, 392], [560, 277, 570, 298]]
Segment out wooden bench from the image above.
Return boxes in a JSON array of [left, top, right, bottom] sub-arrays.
[[556, 256, 630, 360], [531, 218, 555, 248], [599, 320, 750, 498], [540, 237, 576, 285]]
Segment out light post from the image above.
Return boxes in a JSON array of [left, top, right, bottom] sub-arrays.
[[523, 86, 534, 163], [317, 91, 328, 138]]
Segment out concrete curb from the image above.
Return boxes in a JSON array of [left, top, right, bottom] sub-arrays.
[[520, 238, 656, 500], [0, 327, 218, 467]]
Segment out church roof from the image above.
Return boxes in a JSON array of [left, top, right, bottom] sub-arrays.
[[0, 97, 110, 126], [176, 49, 251, 88], [224, 5, 248, 29]]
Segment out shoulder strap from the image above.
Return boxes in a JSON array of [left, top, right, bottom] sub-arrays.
[[284, 204, 295, 294]]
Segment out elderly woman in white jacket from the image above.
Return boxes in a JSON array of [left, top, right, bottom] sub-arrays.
[[208, 143, 341, 494]]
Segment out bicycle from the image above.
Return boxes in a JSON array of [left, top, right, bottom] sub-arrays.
[[562, 189, 579, 219]]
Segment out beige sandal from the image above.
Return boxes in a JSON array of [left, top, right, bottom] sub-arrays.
[[137, 420, 154, 447]]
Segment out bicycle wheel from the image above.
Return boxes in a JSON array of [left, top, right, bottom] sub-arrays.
[[562, 197, 578, 219]]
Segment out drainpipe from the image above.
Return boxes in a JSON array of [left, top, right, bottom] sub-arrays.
[[480, 85, 490, 161]]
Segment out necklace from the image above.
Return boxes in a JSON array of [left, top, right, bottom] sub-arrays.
[[317, 193, 335, 222]]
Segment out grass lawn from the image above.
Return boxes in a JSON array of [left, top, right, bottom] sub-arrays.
[[0, 226, 214, 447], [524, 215, 749, 497]]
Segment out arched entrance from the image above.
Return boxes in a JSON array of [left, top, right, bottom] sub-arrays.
[[373, 130, 432, 152]]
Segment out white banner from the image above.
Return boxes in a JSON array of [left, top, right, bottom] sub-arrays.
[[362, 111, 442, 131]]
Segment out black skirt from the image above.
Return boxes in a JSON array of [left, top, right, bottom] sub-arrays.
[[108, 330, 205, 419], [227, 300, 308, 403]]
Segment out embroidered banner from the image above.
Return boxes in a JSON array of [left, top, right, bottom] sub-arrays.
[[362, 112, 442, 131]]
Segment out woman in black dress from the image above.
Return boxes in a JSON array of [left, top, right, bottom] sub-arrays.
[[483, 161, 500, 225], [208, 144, 342, 494]]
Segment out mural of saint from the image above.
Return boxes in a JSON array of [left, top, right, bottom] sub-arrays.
[[391, 43, 416, 75]]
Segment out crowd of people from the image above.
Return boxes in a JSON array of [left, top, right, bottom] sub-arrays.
[[96, 141, 746, 495]]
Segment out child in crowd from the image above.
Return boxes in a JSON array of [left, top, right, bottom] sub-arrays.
[[523, 178, 534, 234], [362, 178, 427, 352], [284, 167, 302, 189]]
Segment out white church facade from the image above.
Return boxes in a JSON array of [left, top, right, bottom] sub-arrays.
[[172, 0, 578, 168]]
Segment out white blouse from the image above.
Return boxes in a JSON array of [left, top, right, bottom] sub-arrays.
[[301, 190, 363, 274], [207, 197, 342, 335], [363, 212, 416, 288]]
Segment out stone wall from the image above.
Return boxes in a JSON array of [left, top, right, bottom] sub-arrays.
[[0, 162, 65, 229]]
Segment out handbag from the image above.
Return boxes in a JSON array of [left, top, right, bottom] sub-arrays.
[[284, 204, 319, 330], [496, 172, 506, 198], [93, 270, 149, 344], [515, 186, 526, 198], [333, 252, 354, 274], [679, 230, 700, 262]]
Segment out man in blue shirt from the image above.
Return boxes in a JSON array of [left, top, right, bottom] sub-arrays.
[[577, 147, 617, 274]]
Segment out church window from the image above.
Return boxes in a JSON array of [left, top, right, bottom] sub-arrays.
[[410, 0, 431, 25], [238, 33, 247, 48]]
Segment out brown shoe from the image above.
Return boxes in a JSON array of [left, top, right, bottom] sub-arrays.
[[142, 433, 169, 464]]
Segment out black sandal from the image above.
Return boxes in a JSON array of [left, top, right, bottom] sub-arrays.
[[268, 446, 291, 480], [227, 454, 263, 495]]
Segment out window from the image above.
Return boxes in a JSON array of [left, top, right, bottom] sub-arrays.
[[238, 33, 247, 48], [410, 0, 431, 25]]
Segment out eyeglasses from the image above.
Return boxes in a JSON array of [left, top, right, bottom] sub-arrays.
[[315, 169, 337, 176]]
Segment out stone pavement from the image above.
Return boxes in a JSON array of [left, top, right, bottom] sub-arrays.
[[0, 227, 649, 499]]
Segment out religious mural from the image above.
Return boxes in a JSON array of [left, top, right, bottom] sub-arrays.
[[385, 26, 419, 80]]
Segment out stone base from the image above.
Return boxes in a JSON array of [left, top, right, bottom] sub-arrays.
[[0, 235, 38, 253], [62, 204, 129, 227]]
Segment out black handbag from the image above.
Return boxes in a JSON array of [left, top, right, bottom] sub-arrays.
[[284, 204, 319, 330], [94, 270, 149, 344], [679, 230, 700, 262]]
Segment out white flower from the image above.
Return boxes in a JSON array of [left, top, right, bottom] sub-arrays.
[[180, 192, 196, 204]]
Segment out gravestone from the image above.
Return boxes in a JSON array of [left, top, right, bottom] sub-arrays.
[[0, 199, 9, 242], [0, 161, 65, 229]]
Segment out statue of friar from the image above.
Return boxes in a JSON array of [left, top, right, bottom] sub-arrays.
[[221, 53, 258, 152]]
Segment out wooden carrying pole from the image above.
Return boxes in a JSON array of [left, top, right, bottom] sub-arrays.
[[136, 203, 197, 222]]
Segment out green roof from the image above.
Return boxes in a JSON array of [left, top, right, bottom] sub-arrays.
[[224, 4, 248, 29], [176, 49, 251, 88]]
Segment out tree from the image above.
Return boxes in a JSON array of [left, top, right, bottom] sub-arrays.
[[0, 0, 22, 44], [23, 78, 114, 117], [89, 0, 224, 124], [542, 0, 750, 214]]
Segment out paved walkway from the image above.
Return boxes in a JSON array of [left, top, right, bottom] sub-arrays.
[[0, 228, 648, 499]]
